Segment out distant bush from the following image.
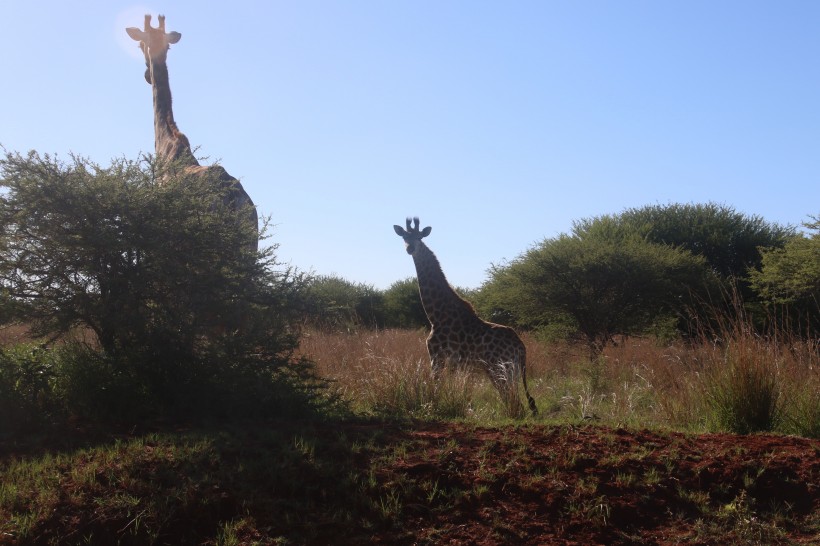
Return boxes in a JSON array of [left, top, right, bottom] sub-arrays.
[[300, 275, 434, 331], [302, 275, 385, 330], [382, 277, 427, 329], [748, 215, 820, 334]]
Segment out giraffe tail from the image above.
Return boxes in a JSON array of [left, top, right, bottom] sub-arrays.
[[522, 367, 538, 416], [526, 390, 538, 416]]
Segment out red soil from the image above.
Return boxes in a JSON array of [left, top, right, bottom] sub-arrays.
[[358, 422, 820, 545]]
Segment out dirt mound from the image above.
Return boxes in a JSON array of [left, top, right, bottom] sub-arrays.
[[359, 422, 820, 545]]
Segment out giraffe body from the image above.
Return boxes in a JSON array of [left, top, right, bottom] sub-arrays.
[[394, 217, 538, 416], [126, 14, 258, 252]]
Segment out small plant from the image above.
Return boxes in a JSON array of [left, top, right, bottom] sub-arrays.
[[719, 491, 787, 543], [586, 496, 612, 526], [377, 490, 403, 520], [643, 467, 662, 487], [216, 518, 261, 546], [614, 472, 636, 487]]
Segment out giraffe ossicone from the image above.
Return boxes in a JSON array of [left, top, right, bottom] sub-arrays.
[[394, 216, 538, 416]]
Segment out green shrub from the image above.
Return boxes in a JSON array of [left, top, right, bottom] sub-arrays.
[[45, 343, 333, 424], [382, 277, 427, 329], [50, 344, 156, 422], [302, 275, 385, 330], [0, 344, 58, 435]]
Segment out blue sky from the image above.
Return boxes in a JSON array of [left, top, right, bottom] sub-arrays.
[[2, 2, 818, 289]]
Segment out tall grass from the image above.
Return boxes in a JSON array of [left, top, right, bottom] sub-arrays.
[[299, 329, 478, 419], [2, 312, 816, 435], [690, 308, 819, 436], [299, 320, 819, 435]]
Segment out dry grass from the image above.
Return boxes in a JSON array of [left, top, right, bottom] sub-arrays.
[[0, 324, 32, 346], [298, 328, 479, 419], [3, 317, 817, 433], [298, 327, 819, 434]]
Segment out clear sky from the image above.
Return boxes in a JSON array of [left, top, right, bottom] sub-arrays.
[[2, 1, 818, 289]]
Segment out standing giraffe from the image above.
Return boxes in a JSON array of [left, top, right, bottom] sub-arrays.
[[126, 14, 258, 252], [394, 217, 538, 416]]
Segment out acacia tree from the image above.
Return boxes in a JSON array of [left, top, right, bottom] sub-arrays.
[[478, 203, 793, 351], [478, 233, 712, 358], [0, 150, 300, 362]]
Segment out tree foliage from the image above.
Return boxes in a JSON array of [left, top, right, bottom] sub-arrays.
[[302, 275, 385, 329], [573, 202, 794, 281], [476, 203, 798, 354], [382, 277, 428, 329], [748, 216, 820, 331], [300, 275, 430, 330], [0, 150, 291, 351]]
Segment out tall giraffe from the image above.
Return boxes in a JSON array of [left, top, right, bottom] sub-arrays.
[[394, 217, 538, 416], [126, 14, 258, 252]]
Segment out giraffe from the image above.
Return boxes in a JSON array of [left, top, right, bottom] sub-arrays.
[[125, 14, 258, 252], [394, 217, 538, 416]]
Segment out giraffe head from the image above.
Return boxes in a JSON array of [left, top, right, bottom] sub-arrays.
[[126, 14, 182, 84], [394, 217, 432, 255]]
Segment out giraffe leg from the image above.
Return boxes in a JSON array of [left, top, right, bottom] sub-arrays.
[[430, 355, 444, 378], [484, 360, 524, 416], [494, 358, 538, 418], [426, 335, 446, 379]]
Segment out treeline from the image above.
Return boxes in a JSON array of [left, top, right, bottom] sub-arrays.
[[303, 203, 819, 355], [301, 276, 476, 330]]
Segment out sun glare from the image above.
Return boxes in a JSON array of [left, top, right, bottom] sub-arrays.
[[115, 5, 156, 61]]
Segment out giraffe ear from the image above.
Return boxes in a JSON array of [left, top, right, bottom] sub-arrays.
[[420, 226, 432, 238], [167, 31, 182, 44], [393, 225, 407, 237], [126, 27, 145, 42]]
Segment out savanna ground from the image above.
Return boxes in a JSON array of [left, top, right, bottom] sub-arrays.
[[2, 327, 819, 545]]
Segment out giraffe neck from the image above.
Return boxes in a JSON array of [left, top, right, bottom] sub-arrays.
[[412, 241, 476, 326], [149, 57, 198, 167]]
